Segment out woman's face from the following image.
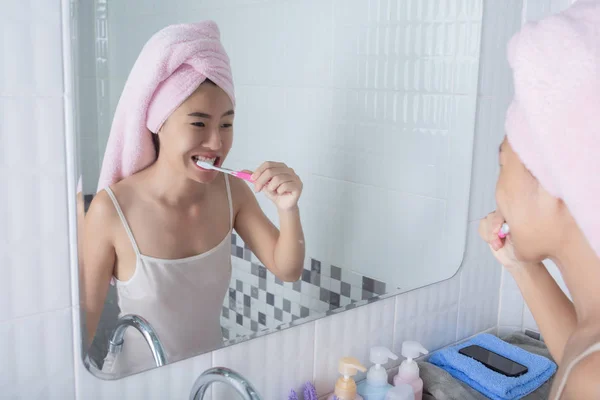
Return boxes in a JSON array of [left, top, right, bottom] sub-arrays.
[[496, 137, 560, 262], [157, 81, 234, 183]]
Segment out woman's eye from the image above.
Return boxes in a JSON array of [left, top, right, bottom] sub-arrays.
[[221, 123, 233, 128], [191, 122, 205, 127]]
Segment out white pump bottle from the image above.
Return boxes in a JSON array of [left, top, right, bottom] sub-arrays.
[[357, 346, 398, 400], [393, 341, 429, 400]]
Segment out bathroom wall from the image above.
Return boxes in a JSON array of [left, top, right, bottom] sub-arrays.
[[0, 0, 532, 399], [496, 0, 575, 337], [1, 1, 76, 399]]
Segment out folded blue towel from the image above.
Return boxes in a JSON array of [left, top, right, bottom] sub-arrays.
[[429, 333, 556, 400]]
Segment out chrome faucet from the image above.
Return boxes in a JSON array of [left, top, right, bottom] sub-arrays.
[[108, 314, 167, 367], [189, 367, 262, 400]]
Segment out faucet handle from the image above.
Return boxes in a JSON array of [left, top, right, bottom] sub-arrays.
[[189, 367, 262, 400]]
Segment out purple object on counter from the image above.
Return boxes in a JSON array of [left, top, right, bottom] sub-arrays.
[[303, 382, 318, 400]]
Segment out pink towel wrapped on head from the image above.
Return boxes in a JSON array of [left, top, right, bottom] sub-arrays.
[[96, 21, 235, 193], [505, 0, 600, 258]]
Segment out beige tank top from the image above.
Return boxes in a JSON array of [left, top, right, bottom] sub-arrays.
[[553, 342, 600, 399], [101, 177, 233, 376]]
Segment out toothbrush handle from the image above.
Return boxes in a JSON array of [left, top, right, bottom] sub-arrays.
[[498, 223, 509, 239], [233, 171, 254, 182]]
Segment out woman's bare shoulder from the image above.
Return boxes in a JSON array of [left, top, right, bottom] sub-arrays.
[[100, 174, 146, 212], [560, 351, 600, 399], [86, 189, 119, 229], [557, 325, 600, 399], [227, 175, 254, 209]]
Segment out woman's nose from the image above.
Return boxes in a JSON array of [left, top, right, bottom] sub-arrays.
[[203, 128, 222, 150]]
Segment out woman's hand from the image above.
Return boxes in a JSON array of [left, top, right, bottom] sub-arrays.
[[479, 211, 522, 270], [250, 162, 303, 211]]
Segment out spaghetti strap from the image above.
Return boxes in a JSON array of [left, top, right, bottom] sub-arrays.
[[104, 187, 141, 256], [224, 175, 233, 231], [554, 342, 600, 399]]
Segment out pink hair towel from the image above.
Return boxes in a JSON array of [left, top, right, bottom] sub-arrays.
[[96, 21, 235, 192], [505, 0, 600, 258]]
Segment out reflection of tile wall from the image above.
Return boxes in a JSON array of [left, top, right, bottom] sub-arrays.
[[221, 233, 388, 339]]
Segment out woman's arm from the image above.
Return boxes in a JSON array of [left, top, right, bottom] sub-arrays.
[[480, 211, 577, 364], [231, 163, 305, 282], [81, 191, 118, 344], [511, 263, 577, 364]]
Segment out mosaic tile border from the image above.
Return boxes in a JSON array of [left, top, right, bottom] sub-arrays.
[[222, 233, 390, 340]]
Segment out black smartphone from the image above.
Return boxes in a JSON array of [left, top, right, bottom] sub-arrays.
[[458, 345, 528, 377]]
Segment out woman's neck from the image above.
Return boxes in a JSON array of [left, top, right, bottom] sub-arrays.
[[552, 229, 600, 324], [141, 157, 208, 206]]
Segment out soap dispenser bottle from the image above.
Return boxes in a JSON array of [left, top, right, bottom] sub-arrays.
[[393, 341, 429, 400], [327, 357, 367, 400], [384, 384, 414, 400], [356, 346, 398, 400]]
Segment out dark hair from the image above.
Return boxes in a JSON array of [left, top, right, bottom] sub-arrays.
[[151, 131, 160, 156]]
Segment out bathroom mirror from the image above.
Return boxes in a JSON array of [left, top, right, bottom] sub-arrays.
[[71, 0, 482, 379]]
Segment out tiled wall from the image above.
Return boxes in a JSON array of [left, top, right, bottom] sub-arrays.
[[1, 1, 76, 399], [223, 233, 388, 341], [0, 0, 539, 399], [496, 0, 574, 337]]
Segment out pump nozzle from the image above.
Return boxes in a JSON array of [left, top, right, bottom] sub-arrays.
[[370, 346, 399, 365], [366, 346, 398, 387], [338, 357, 367, 377], [396, 341, 428, 383], [401, 341, 429, 360], [335, 357, 366, 400]]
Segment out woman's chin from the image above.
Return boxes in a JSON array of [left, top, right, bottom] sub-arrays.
[[189, 169, 219, 184]]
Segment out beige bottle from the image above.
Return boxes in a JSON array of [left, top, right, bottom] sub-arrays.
[[327, 357, 367, 400]]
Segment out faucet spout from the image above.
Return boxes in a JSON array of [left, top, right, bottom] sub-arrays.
[[108, 314, 167, 367], [189, 367, 262, 400]]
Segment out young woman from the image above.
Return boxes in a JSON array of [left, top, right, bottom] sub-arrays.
[[82, 21, 305, 375], [479, 1, 600, 398]]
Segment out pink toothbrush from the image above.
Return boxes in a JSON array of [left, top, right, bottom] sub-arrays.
[[195, 160, 254, 182], [498, 223, 510, 239]]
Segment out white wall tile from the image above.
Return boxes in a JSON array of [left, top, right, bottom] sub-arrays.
[[394, 274, 461, 355], [0, 308, 75, 400], [0, 0, 64, 97], [522, 305, 538, 332], [467, 96, 502, 222], [76, 355, 213, 400], [0, 7, 71, 323], [476, 0, 523, 98], [457, 222, 502, 340], [498, 269, 525, 327], [523, 0, 574, 22], [212, 321, 316, 399], [468, 0, 523, 222], [313, 298, 396, 397], [0, 0, 76, 397], [0, 97, 72, 322]]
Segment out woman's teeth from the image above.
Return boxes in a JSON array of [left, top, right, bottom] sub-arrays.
[[193, 156, 217, 166]]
